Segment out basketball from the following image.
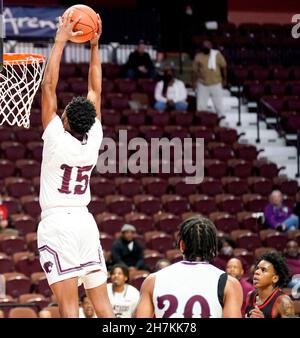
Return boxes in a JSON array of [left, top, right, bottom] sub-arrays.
[[62, 4, 100, 44]]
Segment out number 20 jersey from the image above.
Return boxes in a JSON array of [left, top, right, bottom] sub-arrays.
[[40, 116, 103, 211], [153, 261, 226, 318]]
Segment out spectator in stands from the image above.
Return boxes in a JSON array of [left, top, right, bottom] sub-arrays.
[[107, 264, 140, 318], [284, 240, 300, 288], [39, 310, 52, 318], [124, 40, 155, 79], [264, 190, 299, 232], [154, 66, 188, 111], [192, 40, 227, 115], [111, 224, 149, 271], [79, 295, 96, 318], [226, 257, 254, 316], [0, 195, 8, 232], [0, 310, 4, 318], [155, 258, 171, 271]]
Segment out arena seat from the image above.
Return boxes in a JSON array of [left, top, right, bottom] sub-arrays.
[[95, 212, 124, 235], [87, 196, 106, 215], [227, 159, 252, 178], [125, 212, 154, 233], [161, 194, 189, 215], [0, 159, 15, 179], [115, 177, 141, 197], [222, 177, 249, 196], [0, 253, 14, 273], [172, 110, 193, 126], [122, 109, 147, 126], [209, 212, 239, 233], [8, 307, 38, 318], [199, 177, 223, 196], [4, 272, 31, 298], [0, 236, 27, 256], [141, 177, 168, 197], [247, 177, 273, 196], [5, 177, 34, 198], [31, 272, 52, 298], [105, 194, 133, 216], [13, 251, 42, 277], [90, 177, 116, 197], [166, 249, 182, 263], [134, 194, 161, 215], [144, 252, 164, 272], [11, 214, 38, 236], [99, 233, 114, 251], [189, 125, 215, 142], [264, 233, 288, 252], [1, 141, 26, 161], [20, 195, 41, 218], [153, 212, 181, 234], [215, 194, 243, 214]]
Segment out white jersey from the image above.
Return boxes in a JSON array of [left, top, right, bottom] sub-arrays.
[[40, 116, 102, 211], [107, 283, 140, 318], [153, 261, 227, 318]]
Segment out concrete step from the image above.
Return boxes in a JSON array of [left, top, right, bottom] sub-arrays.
[[258, 146, 297, 162]]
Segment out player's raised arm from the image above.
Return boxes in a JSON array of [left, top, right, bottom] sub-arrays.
[[41, 12, 82, 129], [87, 14, 102, 121]]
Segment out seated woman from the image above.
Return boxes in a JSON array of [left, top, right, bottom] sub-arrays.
[[154, 67, 188, 111]]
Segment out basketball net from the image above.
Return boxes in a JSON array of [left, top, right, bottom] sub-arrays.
[[0, 53, 46, 128]]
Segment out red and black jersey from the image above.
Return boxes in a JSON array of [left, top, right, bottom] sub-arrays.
[[245, 288, 285, 318]]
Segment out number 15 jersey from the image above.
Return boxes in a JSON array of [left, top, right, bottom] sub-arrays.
[[153, 261, 227, 318], [40, 116, 103, 211]]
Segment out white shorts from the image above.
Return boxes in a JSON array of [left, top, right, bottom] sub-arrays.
[[37, 207, 107, 287]]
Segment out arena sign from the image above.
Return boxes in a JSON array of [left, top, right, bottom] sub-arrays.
[[3, 6, 62, 38]]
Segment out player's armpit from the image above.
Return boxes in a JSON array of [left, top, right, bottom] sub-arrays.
[[222, 275, 243, 318], [276, 295, 295, 318], [134, 274, 155, 318], [41, 84, 58, 130]]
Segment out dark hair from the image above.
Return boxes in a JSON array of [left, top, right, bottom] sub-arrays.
[[177, 216, 218, 262], [80, 294, 88, 303], [65, 96, 96, 135], [110, 264, 129, 281], [257, 252, 291, 287], [217, 236, 236, 251]]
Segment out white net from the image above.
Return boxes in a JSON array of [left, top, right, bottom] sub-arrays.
[[0, 53, 46, 128]]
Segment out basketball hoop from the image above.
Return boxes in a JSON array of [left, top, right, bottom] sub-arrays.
[[0, 53, 46, 128]]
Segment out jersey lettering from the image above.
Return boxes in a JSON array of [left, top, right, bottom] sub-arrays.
[[157, 294, 211, 318], [58, 164, 93, 195]]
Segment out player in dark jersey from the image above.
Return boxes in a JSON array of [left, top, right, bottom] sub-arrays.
[[245, 252, 295, 318]]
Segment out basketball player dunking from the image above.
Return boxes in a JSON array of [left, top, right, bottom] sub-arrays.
[[38, 12, 114, 317], [135, 216, 243, 318]]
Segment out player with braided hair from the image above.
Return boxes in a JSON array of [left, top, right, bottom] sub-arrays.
[[135, 215, 243, 318]]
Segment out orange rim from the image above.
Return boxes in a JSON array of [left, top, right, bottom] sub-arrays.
[[3, 53, 46, 65]]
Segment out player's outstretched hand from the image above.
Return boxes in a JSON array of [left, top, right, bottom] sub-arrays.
[[55, 11, 83, 43], [90, 14, 102, 47]]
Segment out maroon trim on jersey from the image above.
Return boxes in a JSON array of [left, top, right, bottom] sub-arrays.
[[253, 288, 280, 309], [38, 245, 102, 275], [180, 261, 209, 265], [271, 294, 284, 318]]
